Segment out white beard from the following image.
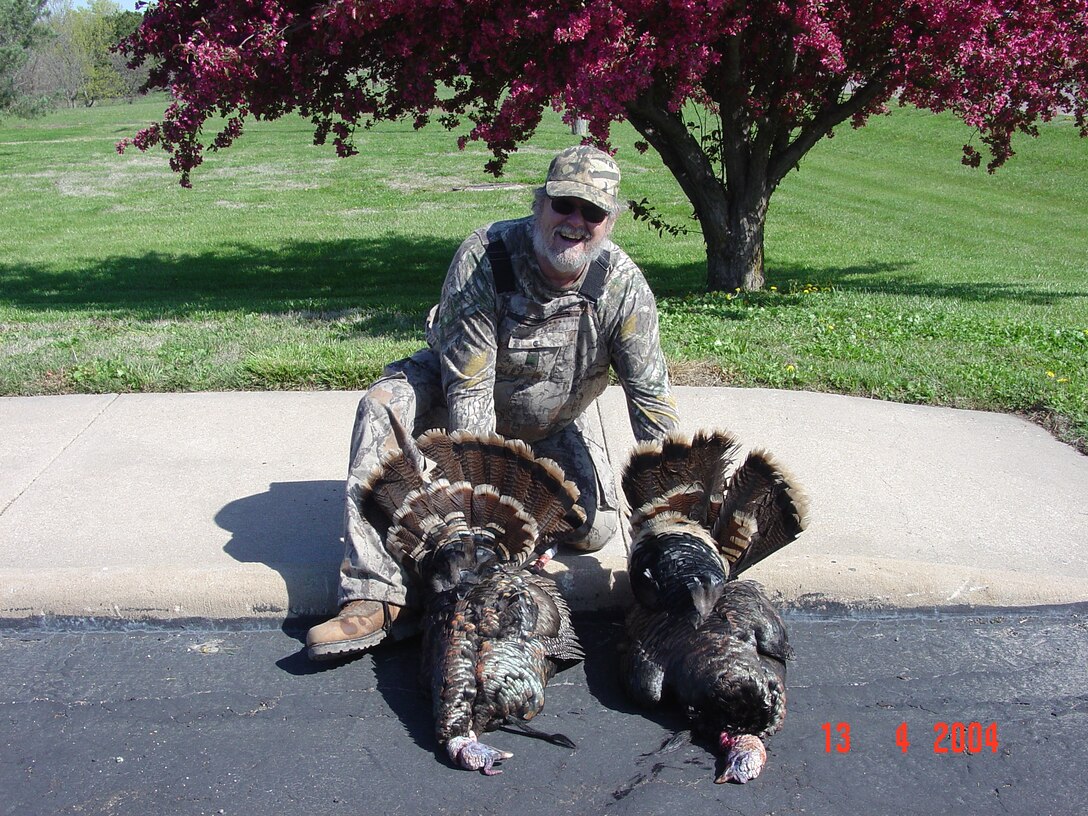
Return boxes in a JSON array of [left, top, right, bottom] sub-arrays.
[[532, 219, 607, 277]]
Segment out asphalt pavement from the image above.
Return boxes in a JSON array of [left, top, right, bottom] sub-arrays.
[[2, 386, 1086, 621], [2, 610, 1086, 816]]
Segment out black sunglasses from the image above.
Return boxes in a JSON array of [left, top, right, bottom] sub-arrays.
[[549, 197, 610, 224]]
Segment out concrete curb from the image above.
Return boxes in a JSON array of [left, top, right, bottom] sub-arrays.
[[1, 388, 1085, 621]]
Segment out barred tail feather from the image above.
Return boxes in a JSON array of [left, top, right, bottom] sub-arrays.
[[518, 454, 585, 539], [408, 480, 473, 524], [622, 438, 682, 514], [387, 508, 471, 575], [630, 485, 712, 531], [359, 447, 427, 525], [711, 450, 809, 576], [622, 430, 740, 523], [384, 479, 545, 576], [467, 485, 540, 566], [416, 427, 466, 482], [419, 430, 583, 542]]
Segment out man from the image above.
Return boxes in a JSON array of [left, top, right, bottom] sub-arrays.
[[306, 145, 680, 661]]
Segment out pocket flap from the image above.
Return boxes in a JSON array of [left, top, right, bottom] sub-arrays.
[[508, 333, 567, 350]]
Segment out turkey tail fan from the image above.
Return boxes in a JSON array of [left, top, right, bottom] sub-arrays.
[[686, 429, 742, 508], [456, 431, 505, 485], [622, 430, 741, 523], [630, 485, 712, 531], [419, 429, 531, 488], [416, 427, 466, 482], [386, 480, 541, 575], [479, 435, 536, 497], [358, 447, 428, 528], [517, 454, 585, 539], [410, 478, 472, 524], [622, 435, 692, 514], [711, 449, 810, 576], [419, 429, 585, 541], [467, 484, 540, 566], [385, 480, 475, 573]]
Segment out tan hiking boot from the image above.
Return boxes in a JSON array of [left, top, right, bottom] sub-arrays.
[[306, 600, 411, 662]]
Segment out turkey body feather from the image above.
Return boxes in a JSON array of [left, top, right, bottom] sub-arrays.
[[621, 430, 808, 784], [625, 580, 792, 738], [425, 566, 582, 743], [359, 430, 585, 774]]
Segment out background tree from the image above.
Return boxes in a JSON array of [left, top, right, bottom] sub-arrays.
[[107, 9, 148, 100], [0, 0, 48, 115], [16, 0, 145, 109], [121, 0, 1088, 291]]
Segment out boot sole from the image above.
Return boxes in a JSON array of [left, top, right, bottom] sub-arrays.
[[306, 617, 418, 662]]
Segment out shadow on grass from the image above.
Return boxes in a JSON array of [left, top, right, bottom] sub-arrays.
[[0, 235, 453, 318], [8, 233, 1085, 325], [646, 257, 1088, 306]]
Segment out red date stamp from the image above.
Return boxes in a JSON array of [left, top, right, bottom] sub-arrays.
[[821, 722, 999, 754]]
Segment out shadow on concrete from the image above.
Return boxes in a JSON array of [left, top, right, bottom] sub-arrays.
[[216, 480, 344, 620]]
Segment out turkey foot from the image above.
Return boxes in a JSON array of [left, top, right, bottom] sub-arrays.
[[715, 732, 767, 784], [447, 732, 514, 775]]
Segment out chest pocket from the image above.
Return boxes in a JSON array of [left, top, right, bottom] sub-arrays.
[[497, 293, 589, 385]]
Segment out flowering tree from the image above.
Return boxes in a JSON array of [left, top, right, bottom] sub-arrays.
[[121, 0, 1088, 292]]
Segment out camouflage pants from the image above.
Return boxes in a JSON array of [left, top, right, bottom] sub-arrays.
[[338, 348, 620, 608]]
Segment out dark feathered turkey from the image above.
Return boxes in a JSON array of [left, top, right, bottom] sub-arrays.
[[621, 430, 809, 783], [359, 429, 586, 775]]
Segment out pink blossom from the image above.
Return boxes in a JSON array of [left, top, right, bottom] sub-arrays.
[[119, 0, 1087, 180]]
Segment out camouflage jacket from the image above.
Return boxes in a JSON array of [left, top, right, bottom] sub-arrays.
[[426, 217, 679, 443]]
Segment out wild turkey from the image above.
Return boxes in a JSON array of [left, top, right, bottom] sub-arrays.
[[621, 429, 809, 783], [359, 429, 587, 775]]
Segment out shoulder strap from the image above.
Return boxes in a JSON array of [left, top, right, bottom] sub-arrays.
[[578, 249, 610, 304], [485, 238, 517, 294]]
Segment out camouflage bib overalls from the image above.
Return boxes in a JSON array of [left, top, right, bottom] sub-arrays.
[[337, 217, 679, 609]]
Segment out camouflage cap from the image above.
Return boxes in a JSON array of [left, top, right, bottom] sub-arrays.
[[544, 145, 621, 212]]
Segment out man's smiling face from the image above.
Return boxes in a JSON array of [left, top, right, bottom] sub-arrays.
[[532, 195, 614, 287]]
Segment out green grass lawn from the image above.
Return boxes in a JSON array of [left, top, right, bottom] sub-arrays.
[[1, 97, 1085, 452]]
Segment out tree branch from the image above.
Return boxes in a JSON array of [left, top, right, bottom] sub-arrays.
[[768, 65, 896, 186], [625, 85, 728, 226]]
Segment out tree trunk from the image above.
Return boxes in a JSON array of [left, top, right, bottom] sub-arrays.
[[703, 198, 768, 291], [626, 90, 771, 292]]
